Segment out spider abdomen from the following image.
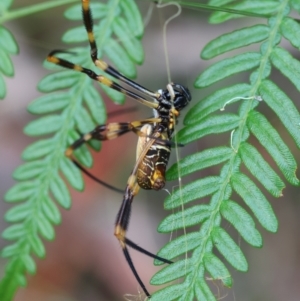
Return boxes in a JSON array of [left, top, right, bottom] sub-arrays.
[[137, 143, 170, 190], [136, 125, 171, 190]]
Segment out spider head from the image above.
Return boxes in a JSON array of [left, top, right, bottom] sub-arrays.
[[171, 83, 192, 111], [157, 83, 191, 113]]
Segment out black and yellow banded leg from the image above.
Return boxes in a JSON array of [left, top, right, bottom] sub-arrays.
[[65, 119, 162, 192], [66, 118, 163, 156], [81, 0, 159, 99], [114, 177, 172, 297], [65, 117, 179, 162], [47, 51, 159, 110]]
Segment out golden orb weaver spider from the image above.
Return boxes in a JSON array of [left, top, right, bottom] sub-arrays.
[[47, 0, 191, 297]]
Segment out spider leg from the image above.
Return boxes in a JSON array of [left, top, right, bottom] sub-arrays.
[[125, 238, 172, 264], [65, 118, 162, 191], [66, 118, 163, 157], [47, 51, 158, 110], [151, 137, 184, 148], [115, 177, 172, 298], [81, 0, 160, 100]]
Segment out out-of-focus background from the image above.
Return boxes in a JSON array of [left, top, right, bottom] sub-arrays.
[[1, 1, 300, 300]]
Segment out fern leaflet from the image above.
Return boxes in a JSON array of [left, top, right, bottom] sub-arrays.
[[0, 0, 18, 99]]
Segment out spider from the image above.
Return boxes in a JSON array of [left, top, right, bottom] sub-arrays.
[[47, 0, 191, 297]]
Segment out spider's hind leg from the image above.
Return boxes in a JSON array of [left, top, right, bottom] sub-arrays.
[[114, 180, 173, 298]]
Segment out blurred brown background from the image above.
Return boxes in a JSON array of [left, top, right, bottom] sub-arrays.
[[1, 1, 300, 301]]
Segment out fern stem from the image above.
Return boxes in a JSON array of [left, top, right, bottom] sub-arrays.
[[0, 0, 77, 23], [0, 258, 26, 301]]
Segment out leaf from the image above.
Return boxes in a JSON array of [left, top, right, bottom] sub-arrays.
[[84, 85, 106, 124], [28, 235, 45, 258], [13, 161, 45, 181], [247, 111, 299, 185], [5, 202, 32, 222], [196, 52, 261, 87], [280, 17, 300, 49], [27, 93, 69, 114], [37, 212, 55, 240], [2, 224, 27, 241], [178, 290, 194, 301], [24, 115, 63, 136], [15, 274, 26, 287], [231, 173, 278, 232], [1, 243, 22, 258], [0, 26, 18, 54], [203, 253, 232, 287], [239, 142, 285, 197], [112, 17, 144, 64], [202, 25, 269, 59], [184, 83, 251, 123], [212, 227, 248, 271], [151, 281, 189, 301], [155, 232, 202, 265], [49, 176, 71, 209], [68, 131, 93, 167], [220, 200, 262, 247], [270, 47, 300, 92], [0, 73, 6, 99], [120, 0, 143, 38], [62, 26, 88, 43], [151, 258, 194, 285], [60, 157, 83, 191], [0, 48, 14, 76], [38, 70, 81, 92], [5, 182, 36, 202], [22, 139, 55, 160], [167, 147, 233, 180], [22, 255, 36, 274], [179, 113, 241, 144], [291, 0, 300, 12], [164, 176, 220, 209], [104, 39, 136, 79], [41, 195, 61, 225], [74, 107, 96, 133], [158, 205, 211, 232], [195, 279, 217, 301]]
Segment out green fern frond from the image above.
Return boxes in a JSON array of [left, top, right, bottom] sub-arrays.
[[151, 0, 300, 300], [0, 1, 19, 99], [0, 0, 143, 300]]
